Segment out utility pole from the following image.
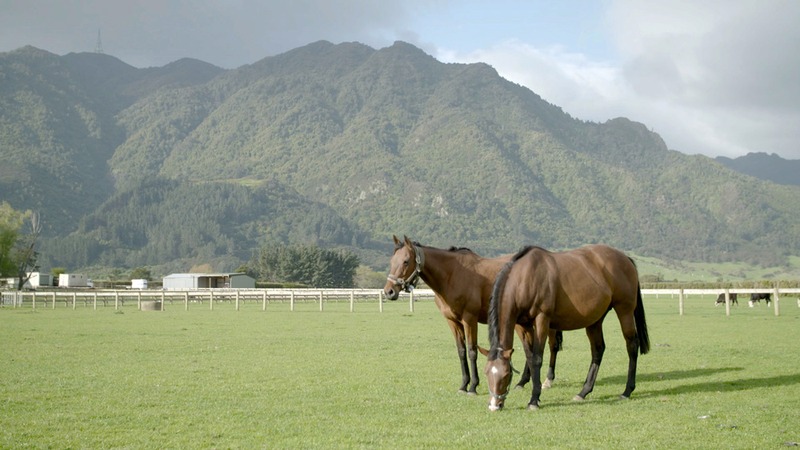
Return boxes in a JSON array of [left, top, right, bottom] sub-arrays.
[[95, 29, 104, 54]]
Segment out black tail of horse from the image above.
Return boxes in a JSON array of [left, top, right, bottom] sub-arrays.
[[635, 284, 650, 355]]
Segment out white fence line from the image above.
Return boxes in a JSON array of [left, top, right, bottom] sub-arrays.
[[0, 288, 437, 313], [2, 287, 798, 315], [643, 288, 800, 316]]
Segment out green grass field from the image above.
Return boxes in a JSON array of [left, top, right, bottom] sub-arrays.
[[2, 295, 799, 449]]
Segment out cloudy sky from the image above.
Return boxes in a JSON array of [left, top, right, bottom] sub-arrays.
[[2, 0, 798, 159]]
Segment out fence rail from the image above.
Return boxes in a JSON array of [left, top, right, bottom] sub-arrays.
[[0, 288, 437, 312], [2, 287, 799, 315]]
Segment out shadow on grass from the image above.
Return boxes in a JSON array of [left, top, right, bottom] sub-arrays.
[[514, 367, 800, 409], [604, 366, 744, 384], [635, 370, 800, 398], [616, 367, 799, 400]]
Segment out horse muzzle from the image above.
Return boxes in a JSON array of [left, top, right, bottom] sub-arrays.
[[488, 397, 505, 411], [488, 390, 507, 411]]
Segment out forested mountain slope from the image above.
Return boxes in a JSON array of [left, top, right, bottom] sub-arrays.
[[716, 152, 800, 186], [1, 41, 798, 273]]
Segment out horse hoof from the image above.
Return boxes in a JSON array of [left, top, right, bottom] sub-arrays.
[[542, 379, 552, 389], [514, 384, 525, 390], [619, 394, 630, 400], [573, 395, 585, 402], [467, 391, 477, 396], [527, 403, 540, 411], [458, 389, 468, 395]]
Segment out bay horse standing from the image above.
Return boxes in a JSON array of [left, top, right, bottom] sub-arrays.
[[482, 244, 650, 410], [383, 235, 562, 394]]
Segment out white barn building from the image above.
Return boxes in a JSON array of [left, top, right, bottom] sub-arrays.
[[162, 273, 255, 290]]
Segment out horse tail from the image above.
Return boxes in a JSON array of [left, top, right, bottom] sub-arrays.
[[626, 256, 650, 355], [634, 283, 650, 355]]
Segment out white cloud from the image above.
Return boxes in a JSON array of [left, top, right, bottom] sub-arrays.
[[436, 0, 800, 159]]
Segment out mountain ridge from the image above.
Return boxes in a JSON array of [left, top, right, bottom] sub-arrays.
[[1, 42, 798, 275]]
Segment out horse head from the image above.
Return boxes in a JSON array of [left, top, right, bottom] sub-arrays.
[[479, 346, 514, 411], [383, 235, 424, 300]]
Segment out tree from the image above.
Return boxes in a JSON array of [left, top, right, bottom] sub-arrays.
[[0, 203, 23, 276], [0, 203, 41, 290], [252, 244, 360, 287], [130, 267, 153, 281], [14, 211, 42, 290]]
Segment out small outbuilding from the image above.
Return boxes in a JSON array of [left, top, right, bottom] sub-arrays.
[[162, 273, 255, 290], [59, 273, 90, 288]]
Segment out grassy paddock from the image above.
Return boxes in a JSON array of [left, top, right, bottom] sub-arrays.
[[1, 295, 799, 448]]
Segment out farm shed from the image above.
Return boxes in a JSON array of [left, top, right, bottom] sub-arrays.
[[162, 273, 255, 290], [58, 273, 90, 288], [26, 272, 52, 288]]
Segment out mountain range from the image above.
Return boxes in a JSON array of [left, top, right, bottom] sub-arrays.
[[1, 41, 799, 276]]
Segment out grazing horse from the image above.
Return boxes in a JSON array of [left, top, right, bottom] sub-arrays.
[[481, 244, 650, 411], [383, 235, 562, 394], [749, 293, 772, 307], [715, 293, 738, 306]]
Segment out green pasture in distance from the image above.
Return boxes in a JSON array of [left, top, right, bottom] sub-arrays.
[[1, 295, 799, 448]]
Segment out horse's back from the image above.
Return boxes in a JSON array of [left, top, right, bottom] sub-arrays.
[[508, 244, 639, 329]]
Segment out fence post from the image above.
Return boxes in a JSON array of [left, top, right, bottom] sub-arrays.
[[290, 291, 295, 311], [724, 289, 731, 317], [236, 290, 240, 311], [773, 287, 780, 316], [93, 292, 97, 310], [262, 290, 267, 311], [161, 291, 166, 312], [115, 291, 119, 310], [350, 290, 355, 312], [52, 292, 56, 309], [210, 291, 214, 310], [137, 291, 142, 310], [678, 288, 684, 316], [184, 291, 189, 311], [72, 292, 76, 310], [32, 291, 36, 310], [378, 290, 383, 313], [409, 290, 414, 313], [319, 291, 324, 311]]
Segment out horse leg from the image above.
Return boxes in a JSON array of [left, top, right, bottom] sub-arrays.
[[575, 321, 605, 401], [544, 329, 562, 389], [464, 319, 480, 395], [527, 319, 548, 410], [514, 325, 531, 389], [516, 328, 560, 389], [446, 320, 470, 393], [618, 313, 640, 399]]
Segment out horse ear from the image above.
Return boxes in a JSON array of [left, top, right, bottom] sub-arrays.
[[404, 235, 413, 247], [502, 348, 514, 359], [393, 235, 401, 247], [478, 346, 489, 357]]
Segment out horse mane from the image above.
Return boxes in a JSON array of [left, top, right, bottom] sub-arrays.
[[447, 246, 474, 254], [488, 246, 538, 355]]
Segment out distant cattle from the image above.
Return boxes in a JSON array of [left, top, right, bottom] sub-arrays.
[[749, 293, 771, 307], [715, 293, 737, 306]]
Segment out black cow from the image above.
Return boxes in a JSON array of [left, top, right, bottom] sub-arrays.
[[749, 293, 771, 306], [715, 293, 738, 306]]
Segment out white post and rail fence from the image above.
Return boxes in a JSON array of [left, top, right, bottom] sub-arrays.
[[2, 287, 799, 316], [0, 288, 429, 313]]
